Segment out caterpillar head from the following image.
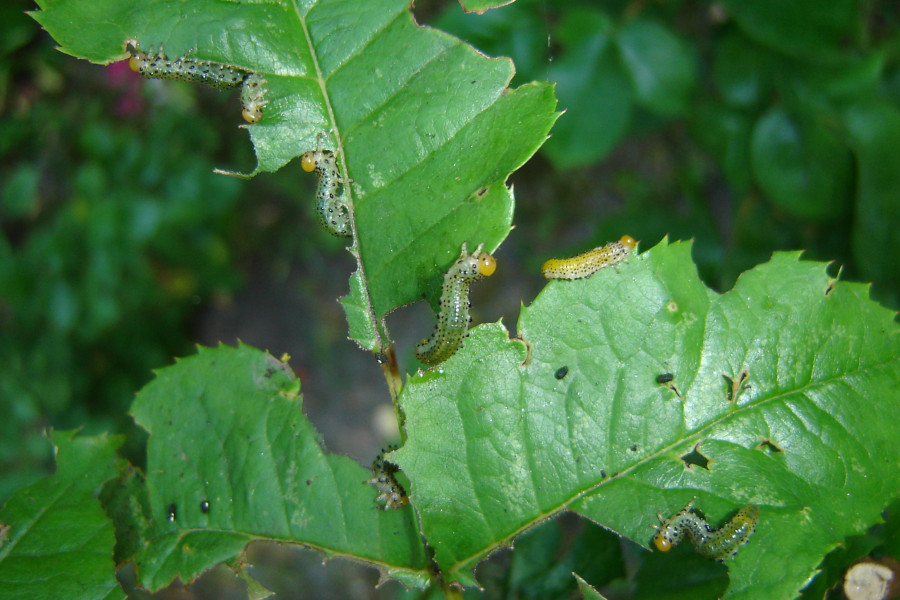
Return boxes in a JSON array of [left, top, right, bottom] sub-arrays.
[[619, 235, 638, 250], [459, 243, 496, 278], [475, 252, 496, 277], [242, 107, 263, 123], [652, 514, 679, 552], [300, 150, 320, 173], [240, 74, 268, 123], [301, 150, 324, 172]]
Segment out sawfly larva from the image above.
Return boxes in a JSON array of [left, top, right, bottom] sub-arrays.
[[541, 235, 637, 280], [416, 243, 496, 365], [652, 500, 759, 561]]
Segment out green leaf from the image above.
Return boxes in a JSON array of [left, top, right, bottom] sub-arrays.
[[393, 239, 900, 598], [98, 466, 153, 565], [634, 545, 727, 600], [712, 31, 772, 109], [615, 19, 696, 118], [542, 9, 632, 169], [434, 1, 550, 84], [507, 519, 624, 599], [459, 0, 517, 14], [799, 533, 881, 600], [32, 0, 558, 343], [750, 106, 853, 220], [879, 498, 900, 558], [356, 83, 554, 319], [0, 431, 125, 600], [129, 344, 429, 591], [340, 271, 380, 351], [842, 98, 900, 299], [720, 0, 861, 61], [1, 165, 41, 219], [575, 572, 609, 600], [809, 51, 886, 99], [691, 102, 753, 194]]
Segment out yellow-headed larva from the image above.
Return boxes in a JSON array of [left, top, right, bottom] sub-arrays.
[[416, 243, 496, 365], [366, 447, 408, 510], [126, 40, 246, 89], [126, 40, 268, 123], [240, 73, 268, 123], [541, 235, 637, 280], [301, 133, 352, 238], [652, 500, 759, 561]]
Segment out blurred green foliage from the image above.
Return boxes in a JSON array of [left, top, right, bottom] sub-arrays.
[[0, 0, 375, 507], [0, 2, 253, 500], [438, 0, 900, 308]]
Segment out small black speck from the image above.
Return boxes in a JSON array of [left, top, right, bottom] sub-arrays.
[[200, 500, 210, 514], [306, 479, 312, 486], [167, 503, 177, 522], [600, 470, 607, 478], [554, 366, 569, 380], [656, 373, 674, 384], [630, 444, 638, 452]]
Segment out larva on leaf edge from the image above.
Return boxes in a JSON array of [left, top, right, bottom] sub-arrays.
[[366, 446, 409, 510], [652, 500, 759, 561], [416, 243, 496, 366], [301, 133, 352, 238], [125, 39, 268, 124], [541, 235, 637, 280]]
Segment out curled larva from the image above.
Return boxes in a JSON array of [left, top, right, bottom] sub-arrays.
[[240, 72, 268, 123], [366, 447, 408, 510], [126, 40, 268, 123], [301, 134, 352, 238], [541, 235, 637, 280], [652, 500, 759, 561], [416, 243, 496, 365], [126, 41, 246, 89]]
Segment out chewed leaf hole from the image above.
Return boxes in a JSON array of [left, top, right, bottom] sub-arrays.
[[756, 439, 784, 454], [681, 445, 710, 470]]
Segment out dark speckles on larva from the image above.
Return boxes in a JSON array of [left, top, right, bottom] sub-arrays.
[[542, 235, 637, 280], [653, 501, 759, 560], [416, 243, 496, 365], [126, 40, 268, 123], [301, 133, 351, 238]]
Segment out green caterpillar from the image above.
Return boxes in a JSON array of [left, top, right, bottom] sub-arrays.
[[653, 500, 759, 561], [300, 133, 352, 238], [125, 40, 268, 123], [416, 243, 496, 365]]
